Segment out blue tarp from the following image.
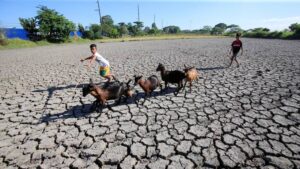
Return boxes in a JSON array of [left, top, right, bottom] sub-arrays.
[[3, 28, 82, 40], [4, 28, 29, 40]]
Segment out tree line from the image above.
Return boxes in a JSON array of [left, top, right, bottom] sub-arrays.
[[9, 6, 300, 43]]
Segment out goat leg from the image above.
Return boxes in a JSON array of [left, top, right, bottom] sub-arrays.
[[116, 97, 122, 105], [183, 80, 188, 91], [106, 103, 114, 111], [142, 93, 148, 105], [90, 100, 97, 111], [164, 82, 168, 91], [159, 83, 163, 93]]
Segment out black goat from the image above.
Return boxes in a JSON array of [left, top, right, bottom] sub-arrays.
[[156, 63, 185, 95]]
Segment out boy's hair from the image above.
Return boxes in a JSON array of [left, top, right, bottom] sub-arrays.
[[236, 33, 241, 38], [90, 44, 97, 49]]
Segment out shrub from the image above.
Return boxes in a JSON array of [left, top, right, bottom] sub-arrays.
[[0, 28, 8, 46]]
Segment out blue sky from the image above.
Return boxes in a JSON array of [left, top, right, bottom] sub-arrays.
[[1, 0, 300, 31]]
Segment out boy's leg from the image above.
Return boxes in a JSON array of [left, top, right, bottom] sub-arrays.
[[228, 55, 234, 67], [105, 75, 113, 82], [229, 53, 237, 67], [234, 57, 240, 67]]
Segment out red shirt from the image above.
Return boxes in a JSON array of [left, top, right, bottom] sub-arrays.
[[231, 39, 242, 53]]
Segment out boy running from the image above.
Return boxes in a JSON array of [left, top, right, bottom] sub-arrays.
[[81, 44, 116, 82], [229, 33, 243, 67]]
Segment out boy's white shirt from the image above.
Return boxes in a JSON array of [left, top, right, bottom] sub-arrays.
[[94, 52, 110, 67]]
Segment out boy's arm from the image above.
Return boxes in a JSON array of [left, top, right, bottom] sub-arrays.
[[240, 46, 243, 55], [80, 55, 93, 62], [229, 46, 233, 55], [87, 55, 96, 68]]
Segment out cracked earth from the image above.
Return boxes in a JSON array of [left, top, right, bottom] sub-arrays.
[[0, 38, 299, 169]]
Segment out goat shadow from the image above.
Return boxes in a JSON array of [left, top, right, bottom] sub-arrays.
[[32, 81, 120, 107], [40, 103, 94, 123], [38, 84, 178, 123], [133, 86, 178, 102]]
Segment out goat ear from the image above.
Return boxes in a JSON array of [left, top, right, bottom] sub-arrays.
[[184, 64, 187, 68]]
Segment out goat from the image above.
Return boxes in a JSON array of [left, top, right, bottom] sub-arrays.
[[133, 75, 162, 98], [82, 78, 134, 111], [156, 63, 185, 95], [183, 64, 200, 92]]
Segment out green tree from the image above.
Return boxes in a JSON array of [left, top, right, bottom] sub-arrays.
[[149, 22, 159, 35], [102, 15, 114, 26], [118, 22, 128, 37], [151, 22, 158, 30], [226, 24, 243, 35], [199, 25, 212, 34], [90, 24, 102, 39], [133, 21, 144, 36], [35, 6, 75, 42], [211, 27, 224, 35], [289, 23, 300, 38], [163, 26, 180, 34], [127, 23, 135, 35], [101, 15, 119, 37], [211, 23, 227, 35], [78, 24, 85, 34], [144, 26, 150, 34], [289, 23, 300, 32], [19, 6, 75, 42], [110, 28, 119, 38], [101, 24, 112, 37], [19, 17, 40, 41]]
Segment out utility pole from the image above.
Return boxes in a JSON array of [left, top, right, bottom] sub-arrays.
[[96, 0, 102, 25], [137, 4, 140, 22], [96, 0, 102, 35], [154, 15, 156, 23]]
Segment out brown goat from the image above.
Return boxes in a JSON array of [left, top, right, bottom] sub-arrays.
[[82, 79, 133, 111], [183, 65, 199, 92], [134, 75, 162, 97]]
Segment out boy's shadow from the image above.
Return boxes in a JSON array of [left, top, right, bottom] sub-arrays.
[[197, 66, 226, 71]]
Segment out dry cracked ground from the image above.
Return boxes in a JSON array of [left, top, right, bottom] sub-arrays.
[[0, 38, 299, 169]]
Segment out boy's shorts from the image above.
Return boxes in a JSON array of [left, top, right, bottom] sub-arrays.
[[99, 66, 110, 77], [232, 52, 238, 58]]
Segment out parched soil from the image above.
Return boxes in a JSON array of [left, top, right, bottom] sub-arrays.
[[0, 38, 299, 169]]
